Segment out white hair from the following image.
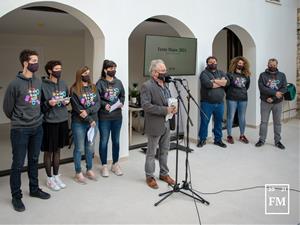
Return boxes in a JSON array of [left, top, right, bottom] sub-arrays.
[[149, 59, 165, 74]]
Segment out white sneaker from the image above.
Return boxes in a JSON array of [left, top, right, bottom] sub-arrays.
[[101, 165, 109, 177], [54, 174, 66, 189], [111, 163, 123, 176], [46, 177, 60, 191]]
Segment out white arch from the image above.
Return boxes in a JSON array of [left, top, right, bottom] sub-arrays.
[[213, 24, 258, 126], [0, 1, 105, 79]]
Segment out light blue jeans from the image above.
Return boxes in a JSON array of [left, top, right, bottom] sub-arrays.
[[226, 100, 248, 136], [72, 122, 98, 173]]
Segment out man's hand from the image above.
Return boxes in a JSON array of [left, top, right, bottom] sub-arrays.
[[49, 99, 57, 107], [80, 110, 88, 118], [267, 97, 274, 103], [167, 106, 176, 114], [275, 91, 283, 99], [214, 78, 227, 87]]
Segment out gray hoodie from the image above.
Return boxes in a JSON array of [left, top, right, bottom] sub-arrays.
[[41, 77, 69, 123], [3, 72, 43, 128], [96, 78, 125, 121], [258, 69, 287, 104]]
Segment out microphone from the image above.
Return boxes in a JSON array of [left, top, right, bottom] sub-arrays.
[[164, 75, 184, 83]]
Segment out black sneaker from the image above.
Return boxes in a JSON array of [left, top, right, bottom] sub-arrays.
[[30, 188, 51, 200], [12, 198, 25, 212], [255, 140, 264, 147], [197, 140, 206, 148], [275, 142, 285, 150], [214, 141, 227, 148]]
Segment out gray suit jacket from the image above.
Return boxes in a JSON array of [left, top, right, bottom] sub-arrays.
[[141, 78, 170, 136]]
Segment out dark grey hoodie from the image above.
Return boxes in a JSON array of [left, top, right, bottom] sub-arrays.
[[70, 85, 100, 124], [3, 72, 43, 128], [200, 68, 229, 103], [96, 77, 125, 121], [41, 77, 69, 123], [258, 69, 287, 104]]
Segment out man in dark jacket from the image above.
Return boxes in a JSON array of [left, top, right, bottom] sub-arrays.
[[255, 58, 287, 149], [198, 56, 229, 148], [141, 59, 177, 189], [3, 49, 50, 212]]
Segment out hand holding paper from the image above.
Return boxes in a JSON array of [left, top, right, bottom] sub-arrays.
[[109, 99, 122, 113]]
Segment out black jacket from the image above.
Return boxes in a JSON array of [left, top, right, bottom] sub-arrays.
[[226, 72, 250, 101]]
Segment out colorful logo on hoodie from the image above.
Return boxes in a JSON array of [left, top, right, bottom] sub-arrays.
[[103, 87, 120, 104], [234, 77, 247, 88], [25, 88, 40, 106], [52, 90, 67, 107], [267, 79, 280, 90], [80, 92, 96, 108]]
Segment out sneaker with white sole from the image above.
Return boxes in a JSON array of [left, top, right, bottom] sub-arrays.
[[100, 165, 109, 177], [46, 177, 60, 191], [111, 163, 123, 176], [54, 174, 66, 189]]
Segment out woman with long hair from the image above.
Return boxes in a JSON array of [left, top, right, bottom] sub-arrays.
[[70, 66, 100, 184], [96, 60, 125, 177], [226, 56, 251, 144]]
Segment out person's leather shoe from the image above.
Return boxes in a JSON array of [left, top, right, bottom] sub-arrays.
[[197, 140, 206, 148], [227, 135, 234, 144], [12, 198, 25, 212], [275, 141, 285, 150], [30, 188, 51, 199], [255, 140, 264, 147], [159, 175, 176, 185], [146, 177, 159, 189], [214, 141, 227, 148]]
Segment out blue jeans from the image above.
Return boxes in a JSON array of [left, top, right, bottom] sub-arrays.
[[10, 125, 43, 198], [198, 101, 224, 142], [72, 122, 98, 173], [226, 100, 248, 136], [98, 118, 122, 165]]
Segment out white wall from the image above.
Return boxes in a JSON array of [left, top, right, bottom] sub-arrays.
[[0, 33, 85, 123], [0, 0, 297, 150]]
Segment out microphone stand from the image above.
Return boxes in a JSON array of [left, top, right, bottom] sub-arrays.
[[154, 80, 209, 207]]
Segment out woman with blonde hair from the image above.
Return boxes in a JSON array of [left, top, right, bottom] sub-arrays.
[[70, 66, 100, 184], [226, 56, 251, 144]]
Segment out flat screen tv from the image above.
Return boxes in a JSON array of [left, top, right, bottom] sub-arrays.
[[144, 35, 197, 76]]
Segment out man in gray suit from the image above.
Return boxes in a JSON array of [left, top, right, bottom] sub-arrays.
[[141, 59, 177, 189]]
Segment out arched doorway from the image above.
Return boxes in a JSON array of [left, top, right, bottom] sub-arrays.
[[212, 25, 256, 130], [0, 1, 104, 175], [128, 15, 195, 148]]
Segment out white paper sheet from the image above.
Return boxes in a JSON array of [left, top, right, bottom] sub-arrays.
[[87, 126, 95, 144], [109, 99, 122, 112], [165, 98, 178, 121]]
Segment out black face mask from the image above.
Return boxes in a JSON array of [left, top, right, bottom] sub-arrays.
[[157, 73, 167, 81], [106, 70, 116, 77], [52, 71, 61, 79], [207, 63, 217, 70], [268, 67, 277, 72], [27, 63, 39, 73], [81, 75, 90, 82], [236, 65, 244, 70]]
